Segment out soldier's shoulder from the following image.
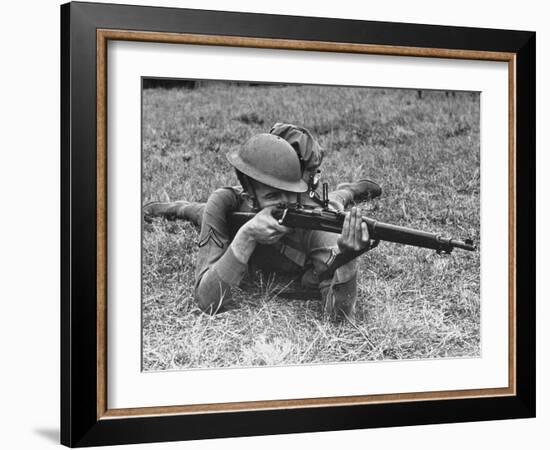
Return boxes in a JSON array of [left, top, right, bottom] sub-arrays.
[[205, 185, 244, 211], [207, 185, 240, 197]]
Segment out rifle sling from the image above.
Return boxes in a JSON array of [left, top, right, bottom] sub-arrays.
[[318, 240, 379, 282]]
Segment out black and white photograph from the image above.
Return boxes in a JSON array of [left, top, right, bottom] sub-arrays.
[[0, 0, 543, 447], [141, 79, 480, 371]]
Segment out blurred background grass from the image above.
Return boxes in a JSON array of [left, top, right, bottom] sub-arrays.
[[142, 81, 480, 371]]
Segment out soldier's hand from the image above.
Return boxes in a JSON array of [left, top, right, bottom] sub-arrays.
[[337, 206, 370, 253], [242, 206, 292, 245]]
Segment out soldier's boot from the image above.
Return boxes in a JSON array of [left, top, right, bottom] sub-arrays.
[[336, 179, 382, 203], [143, 201, 205, 227]]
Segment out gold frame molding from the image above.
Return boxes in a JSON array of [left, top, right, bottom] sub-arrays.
[[96, 29, 516, 420]]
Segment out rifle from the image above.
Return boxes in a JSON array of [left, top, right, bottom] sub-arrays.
[[231, 199, 475, 281]]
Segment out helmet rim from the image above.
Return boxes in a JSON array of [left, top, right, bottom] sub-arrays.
[[227, 150, 308, 193]]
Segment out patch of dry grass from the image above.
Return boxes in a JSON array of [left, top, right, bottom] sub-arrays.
[[142, 83, 480, 371]]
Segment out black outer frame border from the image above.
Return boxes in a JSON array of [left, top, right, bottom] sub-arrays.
[[60, 1, 536, 447]]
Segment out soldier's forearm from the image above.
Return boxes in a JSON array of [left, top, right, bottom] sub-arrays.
[[319, 261, 358, 320], [194, 247, 248, 314], [230, 226, 257, 264]]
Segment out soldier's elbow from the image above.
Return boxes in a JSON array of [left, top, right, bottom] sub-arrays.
[[195, 285, 230, 315], [195, 293, 220, 315]]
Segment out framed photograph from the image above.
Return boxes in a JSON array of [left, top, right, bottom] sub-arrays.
[[61, 1, 535, 447]]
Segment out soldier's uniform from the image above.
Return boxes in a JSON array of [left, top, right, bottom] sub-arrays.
[[144, 123, 381, 319], [191, 185, 358, 317]]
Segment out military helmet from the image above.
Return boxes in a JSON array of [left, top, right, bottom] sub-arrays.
[[226, 133, 308, 193]]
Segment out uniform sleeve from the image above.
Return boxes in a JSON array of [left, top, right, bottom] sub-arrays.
[[194, 188, 248, 314], [301, 229, 359, 320]]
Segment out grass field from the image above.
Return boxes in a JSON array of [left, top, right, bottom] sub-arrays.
[[142, 82, 480, 371]]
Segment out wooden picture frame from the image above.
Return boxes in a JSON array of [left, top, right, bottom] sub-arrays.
[[61, 1, 535, 447]]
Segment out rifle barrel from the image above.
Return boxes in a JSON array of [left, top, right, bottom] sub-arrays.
[[230, 209, 476, 253], [363, 217, 475, 252]]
